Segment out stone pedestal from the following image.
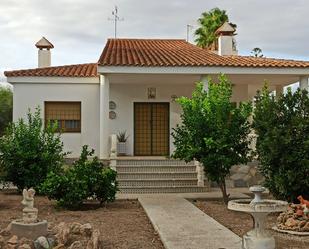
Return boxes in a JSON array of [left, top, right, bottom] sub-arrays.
[[10, 220, 48, 240]]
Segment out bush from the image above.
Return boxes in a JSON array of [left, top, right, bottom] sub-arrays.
[[0, 86, 13, 136], [0, 107, 67, 191], [253, 86, 309, 202], [40, 145, 118, 209]]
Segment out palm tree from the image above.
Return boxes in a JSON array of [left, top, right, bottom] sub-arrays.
[[194, 8, 236, 49], [251, 47, 264, 57]]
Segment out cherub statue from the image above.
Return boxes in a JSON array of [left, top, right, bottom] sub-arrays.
[[21, 188, 36, 209]]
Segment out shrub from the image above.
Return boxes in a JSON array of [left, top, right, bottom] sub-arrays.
[[253, 86, 309, 202], [40, 145, 118, 209], [172, 74, 252, 204], [0, 86, 13, 136], [0, 107, 67, 191]]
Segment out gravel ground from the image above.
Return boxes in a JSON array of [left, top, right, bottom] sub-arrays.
[[0, 190, 164, 249]]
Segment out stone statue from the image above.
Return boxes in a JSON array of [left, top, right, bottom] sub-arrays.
[[20, 188, 38, 223], [21, 188, 36, 209]]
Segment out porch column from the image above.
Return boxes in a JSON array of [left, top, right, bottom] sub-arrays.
[[200, 75, 209, 92], [299, 76, 309, 91], [275, 85, 283, 99], [99, 75, 110, 159]]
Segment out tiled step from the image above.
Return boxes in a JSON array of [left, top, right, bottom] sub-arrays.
[[117, 172, 197, 180], [115, 159, 209, 194], [116, 159, 195, 166], [118, 179, 198, 188], [119, 186, 209, 194], [116, 165, 197, 173]]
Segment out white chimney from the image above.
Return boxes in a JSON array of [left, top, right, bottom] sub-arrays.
[[215, 22, 237, 56], [35, 37, 54, 68]]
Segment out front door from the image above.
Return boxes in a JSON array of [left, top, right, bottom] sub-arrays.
[[134, 103, 169, 156]]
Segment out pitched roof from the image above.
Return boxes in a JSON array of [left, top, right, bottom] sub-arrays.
[[98, 38, 309, 68], [4, 63, 97, 77], [5, 39, 309, 78], [35, 37, 54, 49]]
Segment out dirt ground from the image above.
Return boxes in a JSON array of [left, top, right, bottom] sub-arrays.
[[194, 200, 309, 249], [0, 190, 164, 249]]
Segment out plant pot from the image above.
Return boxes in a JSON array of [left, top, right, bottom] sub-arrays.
[[117, 142, 127, 156]]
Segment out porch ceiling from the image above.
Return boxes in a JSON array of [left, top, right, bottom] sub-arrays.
[[107, 73, 299, 86]]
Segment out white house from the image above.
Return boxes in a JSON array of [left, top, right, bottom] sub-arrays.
[[5, 23, 309, 160]]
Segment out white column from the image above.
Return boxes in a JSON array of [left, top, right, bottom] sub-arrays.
[[299, 76, 309, 91], [99, 75, 110, 159], [200, 75, 209, 92], [275, 85, 283, 99]]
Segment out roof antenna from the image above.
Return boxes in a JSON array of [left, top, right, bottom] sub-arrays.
[[186, 24, 193, 42], [108, 6, 124, 39]]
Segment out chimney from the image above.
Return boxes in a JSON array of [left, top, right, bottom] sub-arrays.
[[35, 37, 54, 68], [215, 22, 237, 56]]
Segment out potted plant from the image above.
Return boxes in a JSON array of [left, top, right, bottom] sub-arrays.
[[117, 131, 129, 156]]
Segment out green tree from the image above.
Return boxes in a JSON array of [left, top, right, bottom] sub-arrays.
[[0, 86, 13, 136], [194, 8, 236, 49], [253, 86, 309, 202], [251, 47, 263, 58], [0, 107, 68, 191], [172, 75, 252, 204]]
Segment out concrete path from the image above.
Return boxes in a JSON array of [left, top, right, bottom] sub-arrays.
[[139, 196, 241, 249]]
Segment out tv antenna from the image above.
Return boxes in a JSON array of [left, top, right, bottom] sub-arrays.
[[108, 6, 124, 38], [186, 24, 193, 42]]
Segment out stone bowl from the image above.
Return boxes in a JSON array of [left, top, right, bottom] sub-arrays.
[[228, 199, 288, 213]]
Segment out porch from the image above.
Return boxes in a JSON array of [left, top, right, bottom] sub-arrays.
[[99, 71, 309, 159]]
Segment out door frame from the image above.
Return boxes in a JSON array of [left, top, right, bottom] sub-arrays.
[[133, 102, 170, 156]]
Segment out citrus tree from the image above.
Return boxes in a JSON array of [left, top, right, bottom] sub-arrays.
[[172, 75, 252, 204], [0, 108, 68, 191]]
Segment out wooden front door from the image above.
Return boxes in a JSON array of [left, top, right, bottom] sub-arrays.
[[134, 103, 169, 156]]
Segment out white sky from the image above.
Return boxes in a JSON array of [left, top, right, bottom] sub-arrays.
[[1, 0, 309, 83]]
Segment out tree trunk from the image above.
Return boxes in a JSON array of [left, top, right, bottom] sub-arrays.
[[218, 179, 230, 205]]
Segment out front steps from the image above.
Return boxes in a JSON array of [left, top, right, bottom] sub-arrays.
[[116, 159, 209, 194]]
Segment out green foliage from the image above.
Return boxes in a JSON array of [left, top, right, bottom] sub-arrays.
[[40, 145, 118, 209], [194, 8, 236, 48], [0, 107, 67, 191], [0, 86, 13, 136], [117, 130, 129, 142], [253, 85, 309, 202], [172, 75, 252, 204]]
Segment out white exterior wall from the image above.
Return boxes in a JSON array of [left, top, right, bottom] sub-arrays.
[[13, 83, 100, 157]]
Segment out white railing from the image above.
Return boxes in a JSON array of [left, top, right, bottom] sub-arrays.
[[194, 160, 205, 187], [109, 134, 117, 170]]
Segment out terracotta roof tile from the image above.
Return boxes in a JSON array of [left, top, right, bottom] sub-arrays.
[[5, 39, 309, 78], [98, 38, 309, 68], [4, 63, 98, 77]]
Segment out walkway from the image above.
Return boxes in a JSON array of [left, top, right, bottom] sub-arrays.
[[139, 196, 241, 249]]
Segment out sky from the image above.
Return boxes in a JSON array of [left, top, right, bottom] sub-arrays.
[[1, 0, 309, 84]]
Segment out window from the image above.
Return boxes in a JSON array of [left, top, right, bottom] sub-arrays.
[[45, 102, 81, 132]]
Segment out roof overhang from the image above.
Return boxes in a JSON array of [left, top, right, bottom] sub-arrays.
[[98, 65, 309, 76], [6, 76, 100, 84]]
